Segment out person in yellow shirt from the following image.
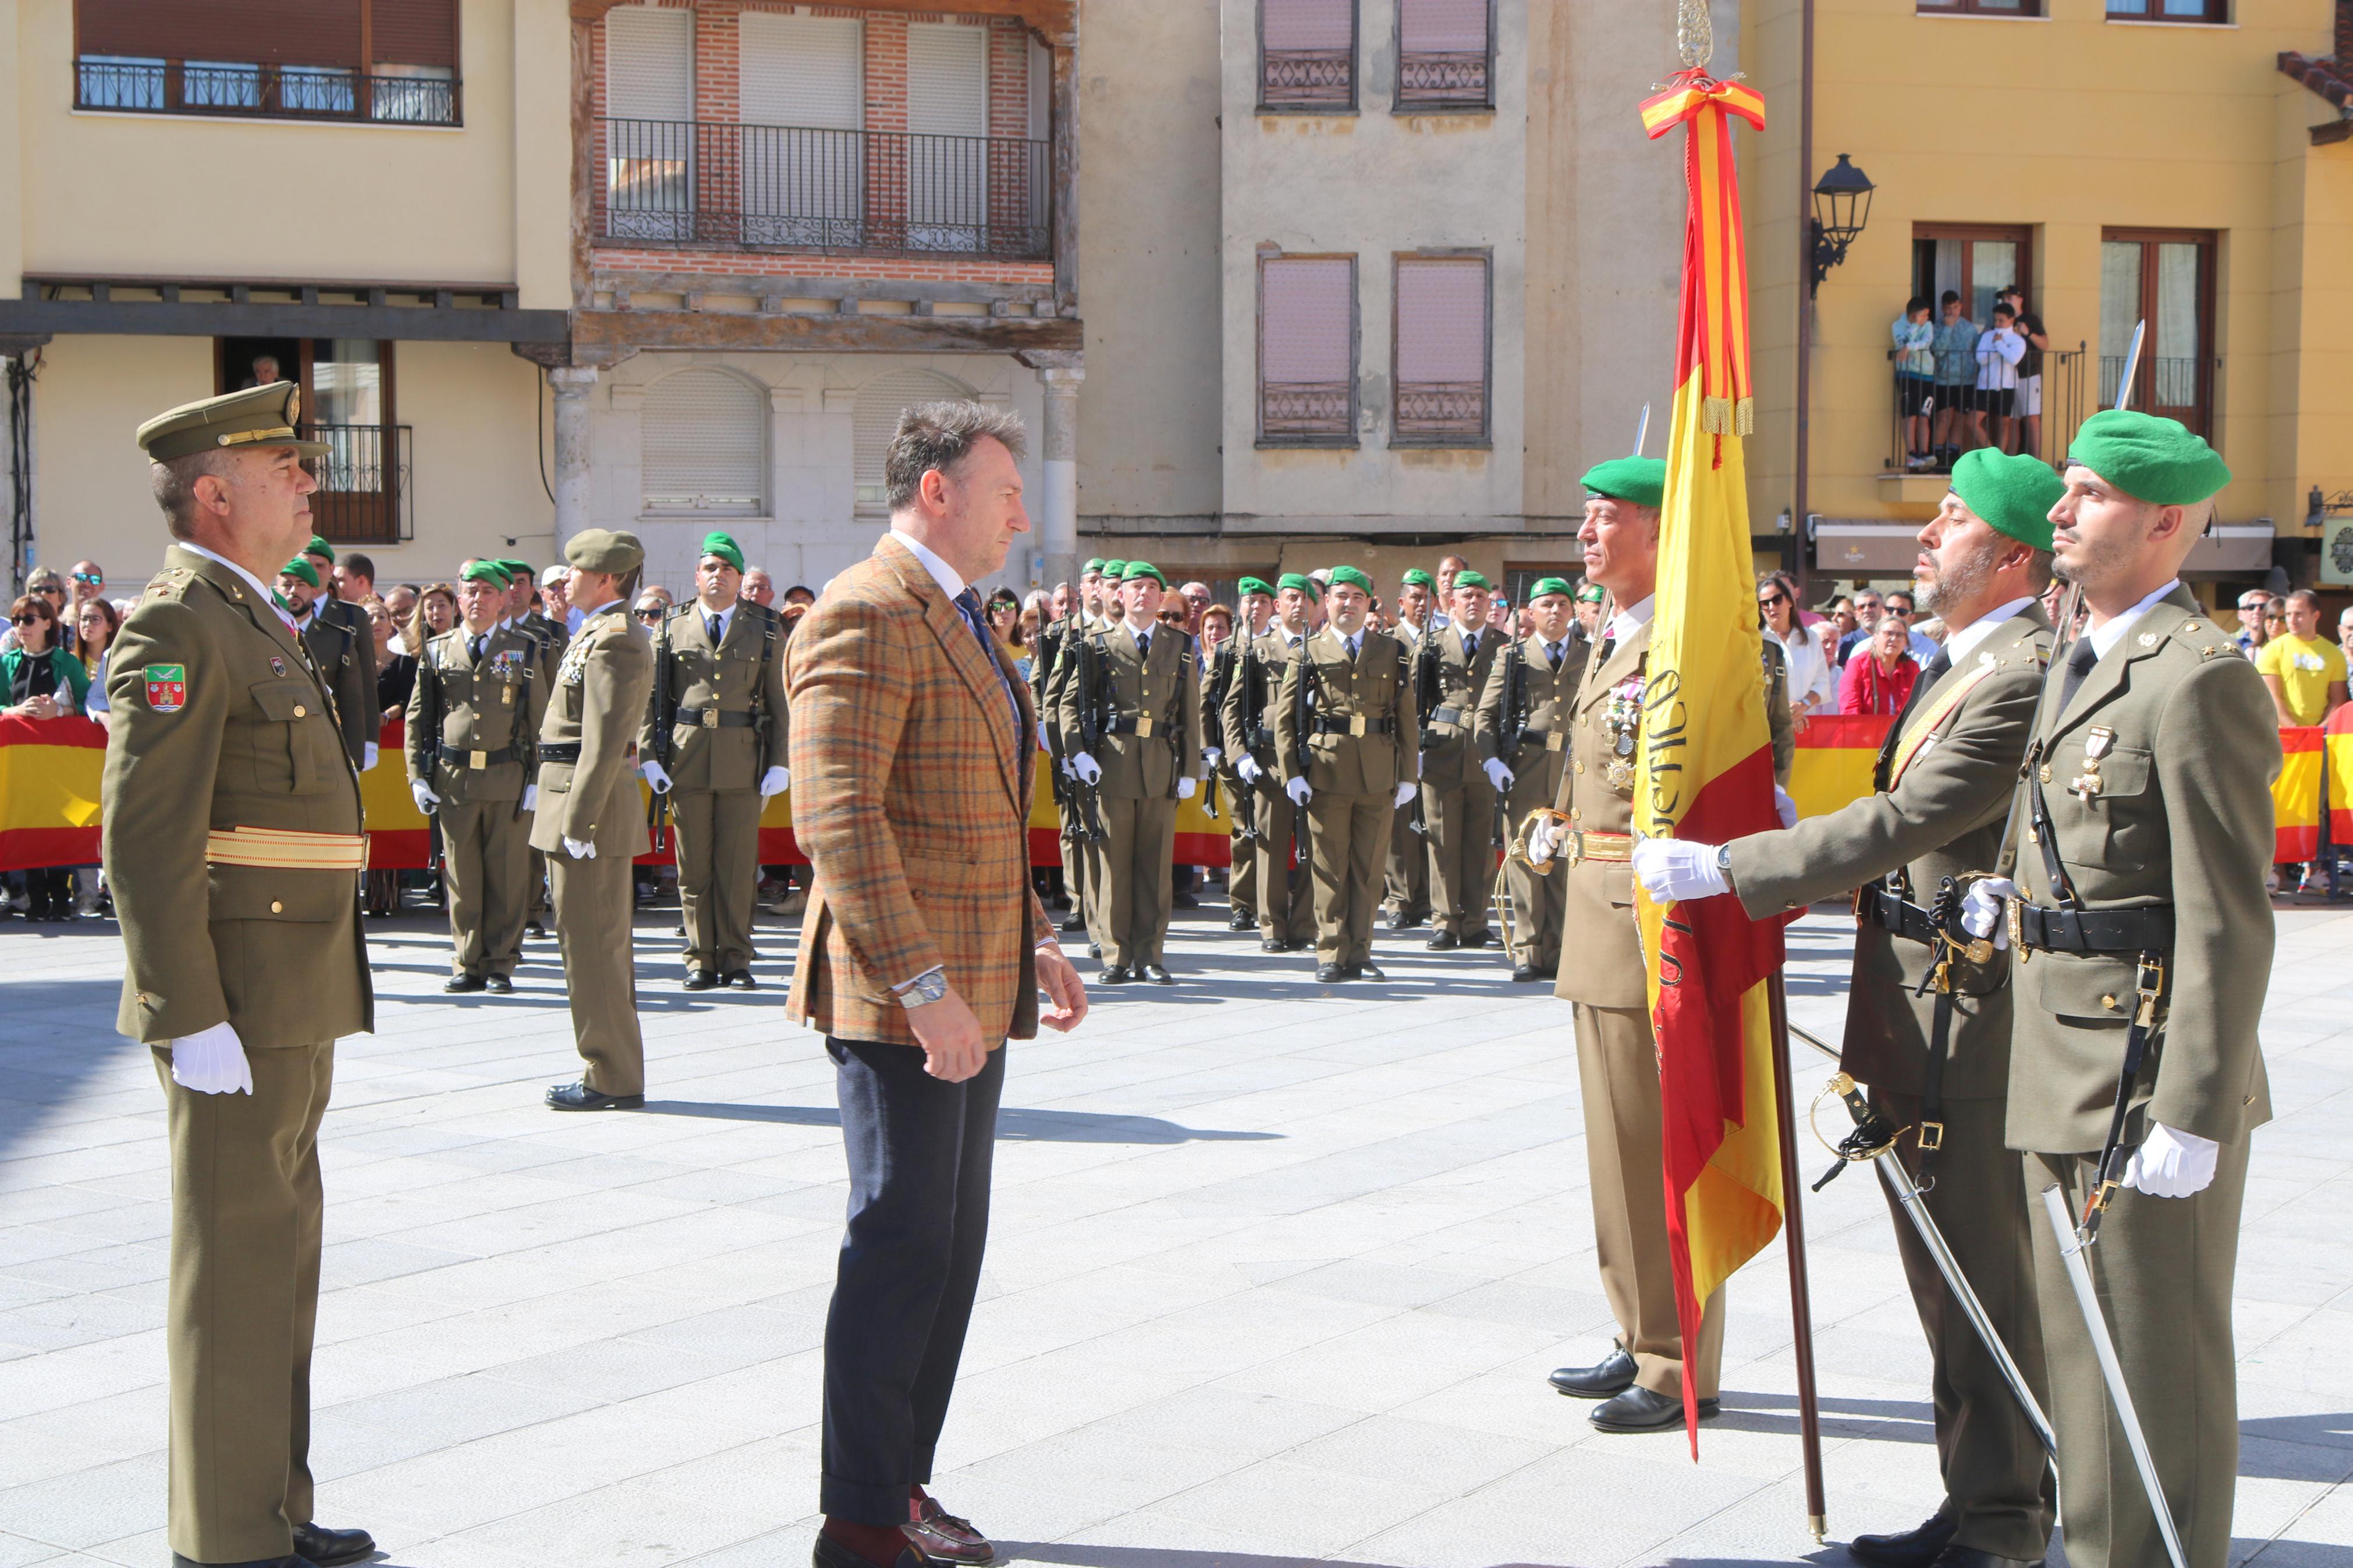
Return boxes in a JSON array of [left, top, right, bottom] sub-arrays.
[[2255, 589, 2348, 727]]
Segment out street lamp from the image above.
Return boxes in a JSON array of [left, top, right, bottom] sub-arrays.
[[1808, 154, 1875, 296]]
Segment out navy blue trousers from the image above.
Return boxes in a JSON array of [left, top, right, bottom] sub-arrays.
[[820, 1036, 1005, 1524]]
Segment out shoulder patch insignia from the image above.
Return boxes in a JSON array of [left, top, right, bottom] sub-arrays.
[[143, 664, 187, 713], [2138, 632, 2157, 647], [268, 655, 286, 676]]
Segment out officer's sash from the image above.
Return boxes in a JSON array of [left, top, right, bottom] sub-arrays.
[[1884, 657, 2001, 789]]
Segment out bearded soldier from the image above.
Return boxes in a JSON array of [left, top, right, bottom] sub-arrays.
[[274, 556, 374, 774], [1474, 576, 1585, 983]]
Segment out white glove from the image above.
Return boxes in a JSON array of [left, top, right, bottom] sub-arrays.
[[1286, 777, 1312, 806], [1205, 748, 1222, 768], [2124, 1121, 2221, 1198], [1961, 876, 2015, 947], [1176, 776, 1198, 801], [1632, 835, 1729, 902], [363, 742, 380, 773], [411, 780, 439, 814], [1526, 817, 1562, 866], [641, 759, 673, 794], [1058, 756, 1077, 780], [563, 835, 597, 860], [1236, 754, 1264, 785], [521, 785, 537, 812], [759, 766, 790, 798], [1072, 752, 1103, 785], [1774, 785, 1798, 829], [1484, 758, 1514, 792], [1394, 781, 1417, 809], [169, 1022, 253, 1096]]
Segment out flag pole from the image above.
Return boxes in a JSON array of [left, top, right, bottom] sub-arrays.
[[1767, 971, 1828, 1542]]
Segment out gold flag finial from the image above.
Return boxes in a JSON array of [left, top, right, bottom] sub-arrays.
[[1677, 0, 1713, 70]]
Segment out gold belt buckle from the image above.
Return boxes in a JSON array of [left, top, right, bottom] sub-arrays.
[[701, 710, 720, 729], [1546, 733, 1565, 752], [468, 749, 488, 770], [1348, 715, 1367, 737], [2007, 896, 2028, 964], [1917, 1120, 1945, 1152], [1136, 715, 1155, 738], [1568, 829, 1587, 866]]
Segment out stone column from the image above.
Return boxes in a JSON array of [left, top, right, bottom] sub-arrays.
[[1035, 361, 1084, 594], [548, 364, 598, 549]]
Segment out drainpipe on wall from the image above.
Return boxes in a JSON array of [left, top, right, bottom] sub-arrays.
[[1791, 0, 1816, 592]]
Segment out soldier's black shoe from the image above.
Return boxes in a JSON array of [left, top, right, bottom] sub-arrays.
[[1549, 1346, 1638, 1398], [546, 1081, 643, 1112], [1100, 964, 1133, 983], [1355, 962, 1385, 980], [292, 1521, 376, 1567], [1228, 913, 1255, 931], [526, 920, 547, 937], [1060, 913, 1087, 933], [170, 1555, 313, 1568], [483, 975, 513, 994], [1141, 964, 1173, 984], [1261, 938, 1289, 953], [1589, 1385, 1719, 1432], [443, 973, 487, 993], [1846, 1514, 1958, 1568], [1173, 891, 1199, 909], [1511, 964, 1543, 983], [722, 968, 757, 990], [1425, 931, 1460, 951], [683, 968, 721, 991], [1087, 943, 1102, 959], [1315, 963, 1344, 983], [1461, 929, 1493, 948]]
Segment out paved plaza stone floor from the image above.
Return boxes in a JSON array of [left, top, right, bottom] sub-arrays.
[[1, 891, 2350, 1567]]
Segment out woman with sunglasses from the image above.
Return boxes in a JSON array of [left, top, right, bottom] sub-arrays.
[[3, 594, 95, 920], [1758, 574, 1836, 719]]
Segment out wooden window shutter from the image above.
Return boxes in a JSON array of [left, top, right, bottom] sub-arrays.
[[604, 4, 692, 122], [75, 0, 361, 66], [1259, 257, 1355, 442], [643, 371, 766, 513], [369, 0, 457, 68], [1394, 256, 1489, 442]]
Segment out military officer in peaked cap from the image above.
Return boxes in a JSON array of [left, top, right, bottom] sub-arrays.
[[1638, 447, 2067, 1566], [537, 527, 657, 1111], [106, 382, 379, 1568], [1474, 576, 1587, 983]]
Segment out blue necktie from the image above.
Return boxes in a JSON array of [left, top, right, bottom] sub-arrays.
[[954, 588, 1022, 741]]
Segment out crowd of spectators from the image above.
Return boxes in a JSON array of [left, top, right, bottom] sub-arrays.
[[1893, 284, 2051, 471]]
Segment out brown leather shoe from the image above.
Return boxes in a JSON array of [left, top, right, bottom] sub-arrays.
[[905, 1494, 994, 1566]]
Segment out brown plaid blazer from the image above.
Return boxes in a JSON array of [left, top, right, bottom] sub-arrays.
[[784, 535, 1054, 1050]]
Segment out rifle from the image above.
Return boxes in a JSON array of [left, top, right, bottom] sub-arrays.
[[1407, 595, 1440, 837], [1071, 634, 1110, 845], [1494, 641, 1527, 851], [1202, 634, 1240, 820], [1231, 637, 1263, 846], [1167, 636, 1195, 803], [646, 610, 680, 853], [416, 642, 445, 872], [509, 641, 538, 823], [749, 605, 781, 781]]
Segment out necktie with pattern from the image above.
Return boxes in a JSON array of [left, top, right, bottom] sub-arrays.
[[953, 587, 1021, 742]]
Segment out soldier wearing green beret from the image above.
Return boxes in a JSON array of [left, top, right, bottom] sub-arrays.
[[640, 530, 790, 990], [1057, 561, 1204, 982], [1209, 576, 1278, 933], [407, 560, 548, 995], [1383, 567, 1439, 929], [1274, 566, 1418, 980], [1417, 568, 1505, 951], [298, 534, 379, 771], [1224, 572, 1317, 951], [1474, 575, 1587, 982], [1953, 410, 2273, 1568], [1634, 445, 2065, 1560], [106, 382, 379, 1568], [274, 553, 377, 776], [536, 528, 657, 1110], [493, 558, 565, 937]]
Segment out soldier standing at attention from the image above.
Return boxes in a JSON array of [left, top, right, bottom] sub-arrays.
[[1418, 570, 1504, 951], [299, 535, 378, 770], [640, 531, 790, 991], [1039, 560, 1110, 947], [107, 383, 378, 1568], [1213, 576, 1277, 934], [1958, 412, 2276, 1568], [407, 560, 547, 995], [1060, 561, 1202, 983], [1474, 577, 1586, 983], [1227, 574, 1315, 952], [275, 555, 376, 773], [1275, 566, 1418, 982], [535, 529, 656, 1111], [1385, 567, 1439, 929], [1638, 448, 2065, 1567]]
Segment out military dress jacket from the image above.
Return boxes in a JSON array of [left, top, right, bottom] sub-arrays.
[[405, 623, 546, 806], [1473, 632, 1588, 809], [530, 603, 654, 858], [1728, 607, 2053, 1097], [1273, 626, 1419, 797], [1222, 628, 1307, 764], [528, 611, 570, 667], [298, 606, 375, 768], [640, 600, 788, 793], [2005, 587, 2277, 1154], [1053, 621, 1204, 800], [1420, 624, 1506, 792], [102, 546, 372, 1047]]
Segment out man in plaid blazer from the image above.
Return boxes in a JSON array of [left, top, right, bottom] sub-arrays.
[[787, 401, 1088, 1568]]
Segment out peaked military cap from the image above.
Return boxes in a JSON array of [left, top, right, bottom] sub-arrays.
[[563, 528, 645, 575], [136, 382, 329, 463]]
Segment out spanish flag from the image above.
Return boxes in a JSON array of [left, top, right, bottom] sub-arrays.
[[1634, 70, 1785, 1450]]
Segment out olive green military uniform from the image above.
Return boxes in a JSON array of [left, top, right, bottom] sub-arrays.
[[1275, 625, 1418, 970], [1419, 621, 1505, 943], [1055, 619, 1203, 970], [1385, 616, 1433, 926], [1204, 636, 1257, 927], [2006, 585, 2276, 1568], [1037, 617, 1099, 945], [1762, 638, 1795, 786], [297, 600, 376, 770], [516, 607, 565, 930], [105, 387, 374, 1566], [1474, 630, 1587, 975], [1729, 605, 2057, 1562], [533, 593, 656, 1096], [1226, 626, 1314, 948], [643, 599, 788, 977], [407, 623, 546, 982]]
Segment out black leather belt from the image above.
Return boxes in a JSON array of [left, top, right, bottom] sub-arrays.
[[1104, 714, 1174, 736], [1313, 714, 1395, 735], [437, 744, 522, 769], [1250, 724, 1275, 751], [675, 707, 756, 730], [538, 742, 582, 763], [2015, 901, 2174, 957], [1859, 883, 1941, 945], [1429, 705, 1467, 728]]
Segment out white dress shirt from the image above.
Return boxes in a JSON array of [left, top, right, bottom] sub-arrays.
[[890, 528, 967, 600], [1605, 595, 1656, 646], [1943, 595, 2038, 666], [1769, 624, 1837, 711]]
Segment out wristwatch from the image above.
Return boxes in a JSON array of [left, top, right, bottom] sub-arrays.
[[895, 968, 949, 1009]]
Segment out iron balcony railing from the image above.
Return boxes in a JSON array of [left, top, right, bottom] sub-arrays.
[[1396, 49, 1492, 109], [1886, 342, 2084, 472], [1261, 381, 1355, 443], [1261, 48, 1354, 109], [2098, 353, 2218, 433], [302, 424, 413, 547], [1394, 380, 1488, 443], [75, 57, 460, 125], [597, 118, 1050, 260]]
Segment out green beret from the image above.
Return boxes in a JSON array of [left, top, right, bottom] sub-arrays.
[[1581, 456, 1668, 510], [1400, 568, 1435, 589], [278, 558, 321, 589], [1576, 582, 1607, 604], [2064, 410, 2232, 506], [563, 528, 646, 575], [1453, 570, 1493, 592], [134, 382, 328, 463], [305, 536, 335, 564], [1083, 558, 1107, 575], [499, 558, 533, 579], [1237, 576, 1274, 598], [1948, 449, 2063, 553], [1326, 566, 1373, 593], [1529, 576, 1574, 601], [460, 560, 511, 588], [1101, 559, 1128, 577], [1276, 573, 1315, 594], [1121, 561, 1168, 587], [699, 532, 747, 573]]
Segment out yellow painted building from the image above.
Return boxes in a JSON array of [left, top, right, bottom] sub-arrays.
[[1739, 0, 2353, 601]]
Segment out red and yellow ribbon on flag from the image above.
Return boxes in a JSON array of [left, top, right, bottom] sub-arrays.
[[1631, 70, 1786, 1452]]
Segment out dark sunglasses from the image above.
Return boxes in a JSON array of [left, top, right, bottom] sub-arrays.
[[1758, 592, 1789, 607], [10, 613, 42, 625], [71, 571, 101, 585], [634, 608, 663, 620]]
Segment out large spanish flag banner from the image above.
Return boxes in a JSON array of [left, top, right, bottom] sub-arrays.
[[1635, 68, 1784, 1450], [0, 714, 106, 872]]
